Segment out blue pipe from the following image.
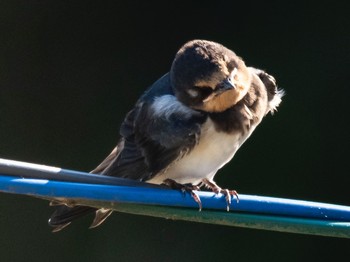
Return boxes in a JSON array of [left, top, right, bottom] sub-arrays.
[[1, 158, 350, 238], [1, 174, 350, 222]]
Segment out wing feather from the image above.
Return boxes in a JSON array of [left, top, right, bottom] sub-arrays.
[[101, 74, 207, 181]]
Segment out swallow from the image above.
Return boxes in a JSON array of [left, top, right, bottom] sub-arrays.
[[48, 39, 284, 232]]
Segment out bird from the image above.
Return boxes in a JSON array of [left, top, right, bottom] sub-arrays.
[[48, 39, 284, 232]]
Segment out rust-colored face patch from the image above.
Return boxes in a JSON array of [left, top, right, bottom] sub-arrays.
[[195, 62, 251, 113]]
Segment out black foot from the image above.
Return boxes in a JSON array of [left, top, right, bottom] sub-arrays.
[[162, 178, 202, 211]]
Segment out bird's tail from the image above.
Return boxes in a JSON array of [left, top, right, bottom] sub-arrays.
[[48, 204, 114, 232], [48, 205, 96, 232], [48, 145, 121, 232]]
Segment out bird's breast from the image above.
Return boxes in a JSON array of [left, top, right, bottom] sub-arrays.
[[147, 119, 257, 185]]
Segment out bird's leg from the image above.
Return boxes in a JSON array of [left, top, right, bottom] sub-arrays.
[[202, 178, 239, 211], [162, 178, 202, 211]]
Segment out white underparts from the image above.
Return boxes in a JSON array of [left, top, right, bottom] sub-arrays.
[[147, 119, 257, 185]]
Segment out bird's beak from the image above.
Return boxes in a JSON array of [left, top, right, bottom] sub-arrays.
[[203, 68, 238, 103], [203, 78, 236, 103], [215, 67, 238, 94], [217, 78, 236, 92]]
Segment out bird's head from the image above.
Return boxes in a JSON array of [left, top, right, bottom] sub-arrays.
[[170, 39, 251, 113]]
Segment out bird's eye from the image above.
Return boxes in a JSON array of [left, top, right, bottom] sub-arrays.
[[192, 86, 214, 99], [189, 86, 213, 97]]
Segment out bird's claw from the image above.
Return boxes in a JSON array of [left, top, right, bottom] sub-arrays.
[[163, 179, 202, 211], [229, 190, 239, 203], [163, 178, 238, 212], [202, 178, 239, 211], [220, 189, 239, 211], [190, 190, 202, 211]]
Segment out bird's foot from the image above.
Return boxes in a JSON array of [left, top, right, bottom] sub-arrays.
[[162, 178, 202, 211], [202, 178, 239, 211]]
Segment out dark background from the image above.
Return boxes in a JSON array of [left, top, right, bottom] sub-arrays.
[[1, 1, 349, 261]]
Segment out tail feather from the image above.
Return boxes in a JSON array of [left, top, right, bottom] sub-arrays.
[[89, 209, 113, 229], [48, 205, 96, 232], [48, 144, 122, 232]]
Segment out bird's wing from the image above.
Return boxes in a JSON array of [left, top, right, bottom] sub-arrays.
[[90, 145, 120, 174], [249, 68, 278, 100], [100, 75, 207, 182], [249, 67, 284, 113]]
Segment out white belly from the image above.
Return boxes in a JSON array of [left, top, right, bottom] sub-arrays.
[[147, 119, 256, 185]]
